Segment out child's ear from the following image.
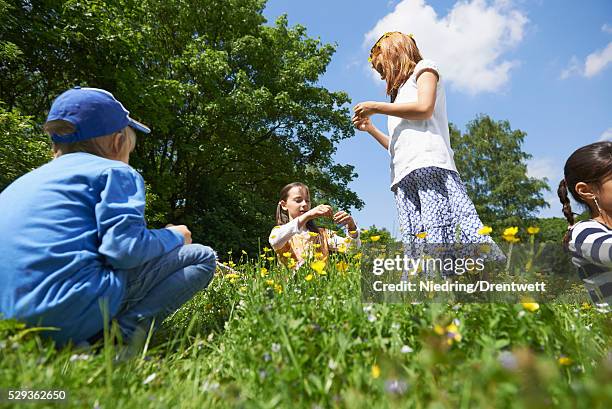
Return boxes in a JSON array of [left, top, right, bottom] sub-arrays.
[[575, 182, 596, 201], [280, 200, 288, 211], [112, 132, 124, 155]]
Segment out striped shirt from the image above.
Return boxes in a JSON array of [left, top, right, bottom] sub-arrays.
[[568, 219, 612, 306]]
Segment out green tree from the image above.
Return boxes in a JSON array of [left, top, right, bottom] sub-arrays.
[[0, 0, 362, 254], [0, 107, 51, 191], [449, 115, 549, 237], [0, 1, 52, 190]]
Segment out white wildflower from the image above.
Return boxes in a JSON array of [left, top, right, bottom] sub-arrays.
[[400, 345, 413, 354], [143, 373, 157, 385]]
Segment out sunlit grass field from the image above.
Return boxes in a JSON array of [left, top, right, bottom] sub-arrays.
[[1, 241, 611, 408]]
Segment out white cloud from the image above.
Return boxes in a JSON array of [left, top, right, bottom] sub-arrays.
[[599, 127, 612, 141], [526, 157, 563, 218], [363, 0, 529, 95], [527, 157, 557, 184], [561, 41, 612, 79], [585, 42, 612, 77], [560, 56, 581, 79], [602, 23, 612, 34]]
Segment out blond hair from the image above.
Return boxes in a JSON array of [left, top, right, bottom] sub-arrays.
[[369, 32, 423, 102], [44, 120, 136, 159]]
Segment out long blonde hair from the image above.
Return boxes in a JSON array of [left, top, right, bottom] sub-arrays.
[[369, 32, 423, 102]]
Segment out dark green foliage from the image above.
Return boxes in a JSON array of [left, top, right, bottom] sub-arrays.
[[0, 0, 362, 254]]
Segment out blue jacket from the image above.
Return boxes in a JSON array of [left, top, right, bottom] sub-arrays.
[[0, 153, 184, 344]]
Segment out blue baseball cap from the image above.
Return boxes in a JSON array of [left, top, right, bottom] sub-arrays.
[[46, 86, 151, 143]]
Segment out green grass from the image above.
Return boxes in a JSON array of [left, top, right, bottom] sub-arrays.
[[1, 249, 611, 408]]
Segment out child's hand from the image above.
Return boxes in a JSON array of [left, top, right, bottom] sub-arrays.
[[352, 114, 374, 132], [165, 224, 193, 245], [353, 101, 378, 118], [333, 211, 357, 231], [306, 204, 333, 221]]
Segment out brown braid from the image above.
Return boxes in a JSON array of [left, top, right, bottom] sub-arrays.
[[557, 179, 575, 247]]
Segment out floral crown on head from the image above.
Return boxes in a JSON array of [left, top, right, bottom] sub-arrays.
[[368, 32, 414, 62]]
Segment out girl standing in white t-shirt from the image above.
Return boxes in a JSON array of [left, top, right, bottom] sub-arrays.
[[353, 32, 502, 261]]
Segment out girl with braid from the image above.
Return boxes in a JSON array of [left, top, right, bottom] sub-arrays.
[[269, 182, 361, 269], [558, 141, 612, 306]]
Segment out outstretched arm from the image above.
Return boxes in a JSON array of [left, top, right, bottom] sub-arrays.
[[352, 115, 389, 150], [354, 70, 438, 121]]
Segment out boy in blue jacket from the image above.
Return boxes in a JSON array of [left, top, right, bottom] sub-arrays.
[[0, 87, 216, 345]]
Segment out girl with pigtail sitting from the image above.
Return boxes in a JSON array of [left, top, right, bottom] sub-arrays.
[[269, 182, 361, 269]]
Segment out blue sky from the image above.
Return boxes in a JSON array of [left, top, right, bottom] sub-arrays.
[[263, 0, 612, 237]]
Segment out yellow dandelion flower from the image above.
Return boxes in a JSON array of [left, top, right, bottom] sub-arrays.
[[318, 270, 327, 276], [310, 260, 326, 273], [287, 258, 296, 269], [433, 324, 445, 335], [305, 274, 313, 281], [260, 267, 268, 277], [241, 250, 247, 255], [445, 323, 459, 333], [371, 364, 381, 379], [263, 247, 271, 252], [229, 278, 236, 284], [336, 261, 348, 272], [354, 252, 363, 260], [240, 286, 247, 291], [274, 284, 283, 294], [308, 231, 319, 237], [521, 301, 540, 312], [445, 323, 462, 343], [477, 226, 493, 235], [361, 229, 369, 234], [558, 356, 572, 366], [267, 256, 275, 262], [337, 244, 347, 253], [344, 237, 351, 243], [370, 235, 381, 242], [527, 226, 540, 235], [349, 230, 357, 235], [503, 226, 519, 236], [313, 243, 321, 249], [282, 252, 292, 258], [265, 279, 274, 286], [225, 273, 239, 280], [315, 252, 324, 259], [260, 254, 266, 258], [502, 234, 520, 243], [228, 261, 236, 267]]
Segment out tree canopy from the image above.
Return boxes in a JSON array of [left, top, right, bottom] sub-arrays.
[[449, 115, 550, 237], [0, 0, 362, 253]]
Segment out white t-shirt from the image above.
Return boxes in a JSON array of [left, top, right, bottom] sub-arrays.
[[387, 59, 458, 191]]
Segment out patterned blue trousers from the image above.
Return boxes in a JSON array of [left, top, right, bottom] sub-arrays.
[[394, 166, 505, 273]]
